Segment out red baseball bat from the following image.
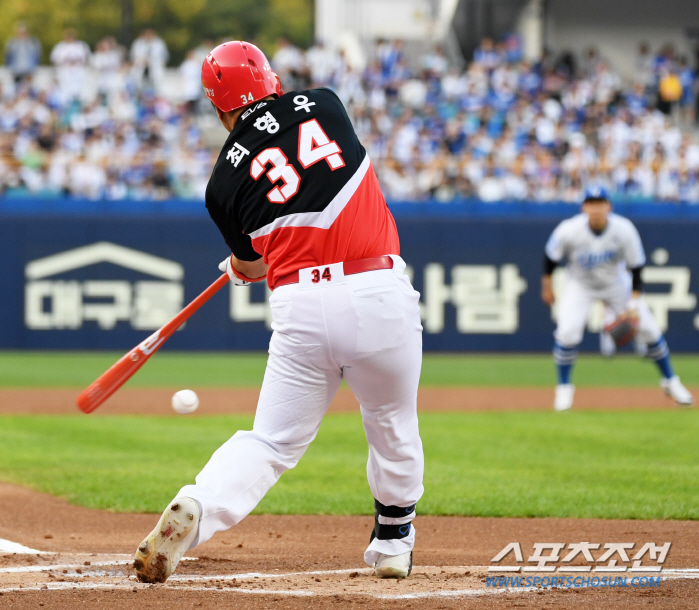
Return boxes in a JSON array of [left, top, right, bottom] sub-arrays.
[[76, 273, 230, 414]]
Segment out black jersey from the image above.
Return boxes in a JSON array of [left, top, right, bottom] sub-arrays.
[[205, 88, 399, 288]]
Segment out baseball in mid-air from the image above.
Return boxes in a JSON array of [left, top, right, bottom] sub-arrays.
[[172, 389, 199, 414]]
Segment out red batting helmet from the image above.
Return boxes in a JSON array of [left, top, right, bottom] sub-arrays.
[[201, 41, 283, 113]]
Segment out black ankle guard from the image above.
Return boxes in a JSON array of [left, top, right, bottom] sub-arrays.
[[370, 499, 416, 542]]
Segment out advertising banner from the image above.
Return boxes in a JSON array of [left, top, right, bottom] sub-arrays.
[[1, 202, 697, 352]]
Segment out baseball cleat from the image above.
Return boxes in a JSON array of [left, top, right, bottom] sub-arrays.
[[661, 376, 694, 406], [374, 551, 412, 578], [554, 384, 575, 411], [133, 497, 199, 583]]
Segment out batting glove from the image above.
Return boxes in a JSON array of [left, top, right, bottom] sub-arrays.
[[218, 255, 251, 286]]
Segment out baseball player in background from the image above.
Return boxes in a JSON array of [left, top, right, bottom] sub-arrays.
[[133, 41, 424, 583], [541, 187, 694, 411]]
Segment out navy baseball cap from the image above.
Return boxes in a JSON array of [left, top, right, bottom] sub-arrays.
[[583, 185, 610, 202]]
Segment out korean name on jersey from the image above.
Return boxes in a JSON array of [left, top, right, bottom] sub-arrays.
[[204, 87, 398, 289], [545, 213, 646, 290], [206, 88, 366, 251]]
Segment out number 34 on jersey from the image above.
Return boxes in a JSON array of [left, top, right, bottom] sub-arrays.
[[239, 118, 345, 205]]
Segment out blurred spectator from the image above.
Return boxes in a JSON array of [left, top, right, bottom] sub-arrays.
[[423, 46, 449, 78], [657, 67, 682, 115], [50, 28, 91, 104], [306, 40, 341, 86], [504, 34, 523, 64], [91, 36, 125, 99], [655, 44, 676, 75], [130, 29, 169, 93], [478, 163, 506, 201], [334, 56, 365, 107], [4, 22, 41, 85], [678, 56, 696, 125], [635, 42, 655, 93], [593, 62, 621, 105], [192, 39, 214, 67], [272, 38, 306, 90], [473, 38, 500, 71], [376, 39, 405, 83], [180, 49, 202, 113], [580, 47, 602, 77], [1, 32, 698, 203]]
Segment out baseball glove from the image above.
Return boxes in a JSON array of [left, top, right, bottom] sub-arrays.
[[604, 311, 639, 348]]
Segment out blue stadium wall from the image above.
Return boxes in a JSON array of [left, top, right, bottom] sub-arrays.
[[1, 199, 698, 352]]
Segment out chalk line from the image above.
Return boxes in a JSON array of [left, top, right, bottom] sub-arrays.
[[0, 538, 45, 555]]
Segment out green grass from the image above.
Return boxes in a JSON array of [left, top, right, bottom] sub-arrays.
[[1, 351, 698, 388], [1, 411, 698, 519]]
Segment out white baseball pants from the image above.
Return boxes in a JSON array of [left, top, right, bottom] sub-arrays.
[[178, 255, 424, 565], [555, 275, 661, 347]]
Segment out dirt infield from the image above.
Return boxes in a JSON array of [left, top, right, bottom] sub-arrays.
[[0, 385, 693, 415], [1, 483, 698, 609]]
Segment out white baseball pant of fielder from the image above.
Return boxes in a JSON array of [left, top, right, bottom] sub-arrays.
[[555, 274, 661, 348]]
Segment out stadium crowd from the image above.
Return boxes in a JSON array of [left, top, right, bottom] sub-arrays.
[[2, 24, 699, 202]]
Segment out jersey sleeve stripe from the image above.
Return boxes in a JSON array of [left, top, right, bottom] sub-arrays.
[[248, 154, 371, 239]]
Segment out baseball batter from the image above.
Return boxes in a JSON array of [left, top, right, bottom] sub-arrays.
[[133, 41, 424, 582], [542, 187, 694, 411]]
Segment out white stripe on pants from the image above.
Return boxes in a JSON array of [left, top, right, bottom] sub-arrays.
[[177, 255, 424, 566]]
